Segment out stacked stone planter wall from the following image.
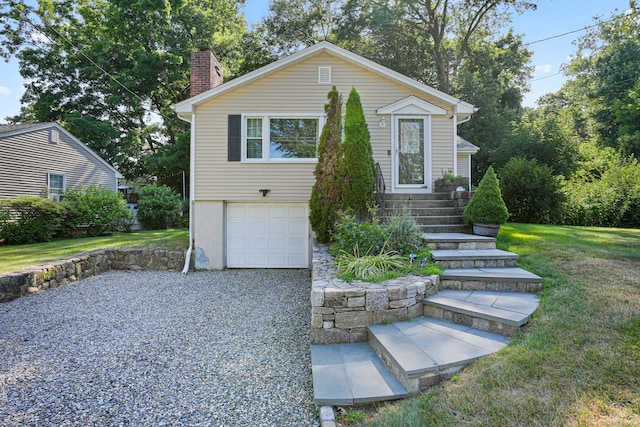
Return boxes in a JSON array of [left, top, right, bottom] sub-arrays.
[[0, 249, 188, 302], [311, 245, 439, 344]]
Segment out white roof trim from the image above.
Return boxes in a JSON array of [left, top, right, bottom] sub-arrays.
[[377, 96, 448, 115], [173, 41, 475, 118], [0, 122, 123, 178]]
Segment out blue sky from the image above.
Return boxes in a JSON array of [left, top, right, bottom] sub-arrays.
[[0, 0, 632, 123]]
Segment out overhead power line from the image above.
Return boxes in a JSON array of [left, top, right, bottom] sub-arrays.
[[523, 16, 622, 46]]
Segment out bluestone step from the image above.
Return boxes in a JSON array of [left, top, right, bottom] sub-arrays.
[[311, 343, 409, 405], [424, 290, 539, 337], [368, 317, 509, 394], [432, 248, 519, 268], [423, 232, 496, 250], [440, 267, 543, 292]]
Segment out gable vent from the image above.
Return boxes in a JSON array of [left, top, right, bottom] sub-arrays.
[[318, 66, 331, 84]]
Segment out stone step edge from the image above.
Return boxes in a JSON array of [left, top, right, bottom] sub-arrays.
[[440, 268, 542, 283], [431, 249, 519, 261], [422, 233, 496, 243], [424, 295, 532, 327]]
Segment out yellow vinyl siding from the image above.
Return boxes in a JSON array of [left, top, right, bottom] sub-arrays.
[[193, 51, 455, 200], [457, 153, 470, 180], [431, 116, 455, 183]]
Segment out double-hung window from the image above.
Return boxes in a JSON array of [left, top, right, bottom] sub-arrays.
[[243, 115, 322, 161], [48, 173, 65, 201]]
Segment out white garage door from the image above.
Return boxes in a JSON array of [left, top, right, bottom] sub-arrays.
[[226, 203, 309, 268]]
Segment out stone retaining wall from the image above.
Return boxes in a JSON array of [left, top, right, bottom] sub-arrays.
[[0, 249, 188, 302], [311, 245, 439, 344]]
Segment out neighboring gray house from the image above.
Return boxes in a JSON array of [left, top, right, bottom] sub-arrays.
[[0, 122, 122, 200]]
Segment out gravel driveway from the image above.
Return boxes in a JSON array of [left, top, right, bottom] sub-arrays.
[[0, 269, 317, 426]]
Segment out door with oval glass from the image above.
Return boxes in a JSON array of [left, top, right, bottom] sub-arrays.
[[394, 116, 430, 191]]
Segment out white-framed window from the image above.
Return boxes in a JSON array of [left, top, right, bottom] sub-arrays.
[[47, 173, 65, 201], [243, 114, 323, 162]]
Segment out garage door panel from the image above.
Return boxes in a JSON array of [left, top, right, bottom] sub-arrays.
[[226, 203, 309, 268]]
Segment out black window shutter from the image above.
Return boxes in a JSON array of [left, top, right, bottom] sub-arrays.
[[228, 115, 241, 161]]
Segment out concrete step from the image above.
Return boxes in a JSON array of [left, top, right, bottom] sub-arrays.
[[422, 232, 497, 250], [424, 290, 539, 337], [368, 317, 509, 394], [383, 207, 462, 216], [431, 249, 519, 268], [413, 215, 466, 225], [311, 343, 409, 405], [384, 193, 451, 201], [419, 224, 472, 234], [384, 199, 457, 209], [440, 267, 543, 293]]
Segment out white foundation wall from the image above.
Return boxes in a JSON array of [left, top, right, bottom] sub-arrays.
[[194, 201, 225, 270]]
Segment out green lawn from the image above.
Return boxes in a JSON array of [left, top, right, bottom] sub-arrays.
[[349, 223, 640, 427], [0, 229, 189, 274]]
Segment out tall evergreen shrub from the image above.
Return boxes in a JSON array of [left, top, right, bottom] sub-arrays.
[[310, 86, 344, 243], [342, 87, 375, 219]]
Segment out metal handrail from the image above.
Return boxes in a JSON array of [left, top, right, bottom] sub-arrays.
[[375, 162, 386, 213]]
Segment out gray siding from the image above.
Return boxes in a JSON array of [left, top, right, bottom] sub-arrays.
[[0, 127, 118, 199]]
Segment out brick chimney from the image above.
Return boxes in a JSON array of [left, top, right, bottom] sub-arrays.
[[190, 46, 223, 97]]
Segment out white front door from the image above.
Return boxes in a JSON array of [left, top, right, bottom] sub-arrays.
[[394, 116, 430, 192], [226, 203, 309, 268]]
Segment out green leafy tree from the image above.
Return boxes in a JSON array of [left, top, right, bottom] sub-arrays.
[[0, 0, 247, 188], [310, 86, 344, 243], [564, 5, 640, 159], [463, 166, 509, 225], [342, 87, 375, 219], [136, 185, 183, 230]]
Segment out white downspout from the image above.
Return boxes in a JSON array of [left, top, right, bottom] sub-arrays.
[[181, 110, 196, 275]]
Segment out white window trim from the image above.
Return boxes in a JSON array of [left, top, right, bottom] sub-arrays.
[[241, 113, 324, 163], [47, 173, 66, 200]]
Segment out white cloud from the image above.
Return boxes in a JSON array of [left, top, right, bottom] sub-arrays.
[[535, 64, 553, 74], [0, 86, 11, 96]]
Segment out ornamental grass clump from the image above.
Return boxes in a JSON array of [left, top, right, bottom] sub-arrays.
[[463, 166, 509, 225]]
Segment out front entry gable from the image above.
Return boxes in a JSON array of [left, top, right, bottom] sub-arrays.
[[377, 96, 448, 116]]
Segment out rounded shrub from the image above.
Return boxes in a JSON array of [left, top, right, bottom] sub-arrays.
[[463, 166, 509, 225], [331, 212, 388, 257], [0, 196, 63, 244], [136, 185, 183, 230], [499, 157, 564, 224], [383, 213, 423, 254], [61, 185, 132, 237]]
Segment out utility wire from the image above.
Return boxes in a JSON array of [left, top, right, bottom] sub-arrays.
[[18, 6, 174, 123]]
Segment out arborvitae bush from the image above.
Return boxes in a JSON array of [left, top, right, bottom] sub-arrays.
[[137, 185, 183, 230], [310, 86, 344, 242], [463, 166, 509, 225], [499, 157, 564, 224], [342, 87, 375, 220]]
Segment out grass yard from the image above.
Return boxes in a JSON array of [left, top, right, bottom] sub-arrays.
[[0, 229, 189, 274], [347, 223, 640, 427]]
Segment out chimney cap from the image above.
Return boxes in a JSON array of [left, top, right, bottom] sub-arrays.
[[197, 45, 212, 52]]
